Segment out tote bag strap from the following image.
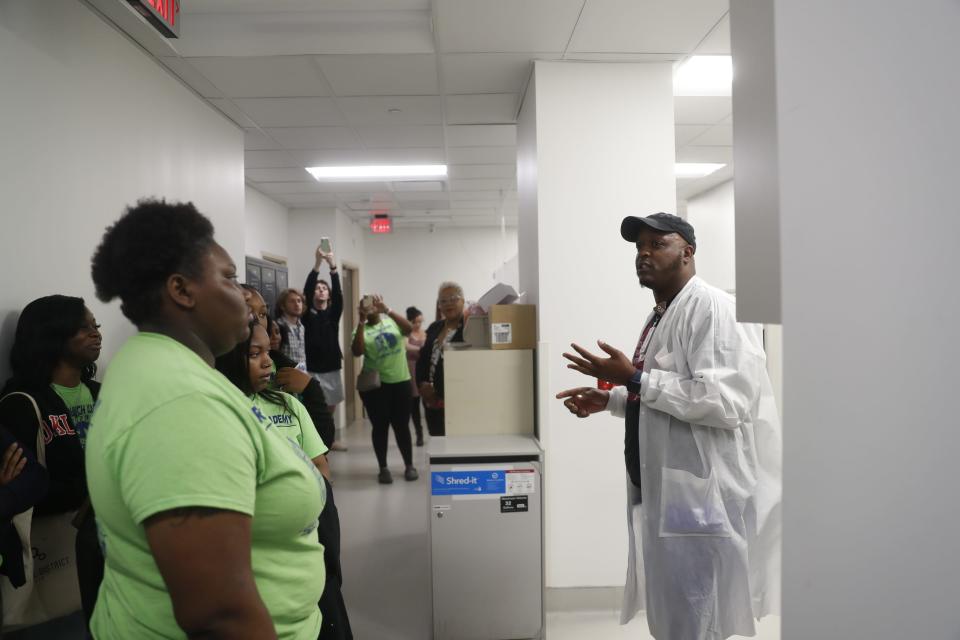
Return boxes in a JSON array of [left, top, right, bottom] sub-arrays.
[[0, 391, 49, 467]]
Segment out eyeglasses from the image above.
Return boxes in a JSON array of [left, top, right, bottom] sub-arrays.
[[438, 296, 462, 305]]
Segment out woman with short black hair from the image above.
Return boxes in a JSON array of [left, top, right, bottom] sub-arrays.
[[87, 199, 326, 640]]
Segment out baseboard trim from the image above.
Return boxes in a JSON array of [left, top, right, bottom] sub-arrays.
[[545, 586, 624, 613]]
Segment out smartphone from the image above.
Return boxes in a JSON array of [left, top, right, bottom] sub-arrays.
[[320, 237, 332, 254], [360, 295, 374, 310]]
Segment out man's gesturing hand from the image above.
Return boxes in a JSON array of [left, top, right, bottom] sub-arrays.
[[555, 387, 610, 418], [562, 341, 636, 386]]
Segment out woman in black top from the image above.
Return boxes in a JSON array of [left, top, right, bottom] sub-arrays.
[[415, 282, 466, 437], [0, 295, 106, 632]]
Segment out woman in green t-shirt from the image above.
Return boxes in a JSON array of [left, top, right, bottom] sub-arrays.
[[216, 321, 355, 639], [350, 294, 419, 484], [215, 322, 331, 476], [88, 200, 325, 640]]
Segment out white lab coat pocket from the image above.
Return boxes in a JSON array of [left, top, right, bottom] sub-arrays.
[[652, 348, 675, 371], [659, 467, 732, 537]]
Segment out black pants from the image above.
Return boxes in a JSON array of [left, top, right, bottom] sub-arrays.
[[76, 510, 104, 638], [425, 406, 445, 437], [410, 396, 423, 440], [360, 382, 413, 468], [317, 477, 352, 640]]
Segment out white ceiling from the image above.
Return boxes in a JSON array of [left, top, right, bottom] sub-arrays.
[[152, 0, 732, 228]]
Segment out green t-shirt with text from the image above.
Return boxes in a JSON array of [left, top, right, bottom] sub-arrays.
[[252, 393, 328, 459], [86, 333, 325, 640], [352, 316, 410, 384], [51, 382, 95, 448]]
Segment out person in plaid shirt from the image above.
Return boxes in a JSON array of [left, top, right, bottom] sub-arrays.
[[275, 288, 307, 368]]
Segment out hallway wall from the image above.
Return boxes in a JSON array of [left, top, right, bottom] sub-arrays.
[[363, 226, 518, 323], [0, 0, 245, 379], [245, 185, 290, 262]]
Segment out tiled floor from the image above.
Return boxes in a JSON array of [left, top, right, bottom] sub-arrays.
[[330, 419, 781, 639]]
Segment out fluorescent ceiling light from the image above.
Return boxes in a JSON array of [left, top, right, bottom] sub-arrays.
[[306, 165, 447, 181], [675, 163, 725, 178], [674, 55, 732, 96]]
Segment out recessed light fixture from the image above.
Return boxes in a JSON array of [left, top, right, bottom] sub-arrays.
[[675, 162, 726, 178], [306, 165, 448, 181], [674, 55, 732, 96]]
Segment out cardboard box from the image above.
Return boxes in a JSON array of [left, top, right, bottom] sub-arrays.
[[488, 304, 536, 350], [462, 314, 490, 348]]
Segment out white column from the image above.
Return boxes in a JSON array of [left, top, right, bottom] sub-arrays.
[[732, 2, 960, 637], [518, 61, 676, 587]]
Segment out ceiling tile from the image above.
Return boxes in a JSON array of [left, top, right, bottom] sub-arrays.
[[675, 125, 711, 147], [208, 99, 258, 127], [676, 145, 733, 163], [294, 148, 445, 165], [449, 178, 517, 191], [396, 200, 450, 210], [448, 190, 505, 201], [676, 163, 734, 201], [448, 164, 516, 179], [674, 96, 732, 125], [244, 128, 283, 150], [251, 182, 341, 195], [278, 193, 346, 207], [446, 146, 516, 164], [232, 97, 345, 127], [175, 10, 434, 57], [316, 54, 439, 96], [445, 124, 516, 147], [435, 0, 584, 52], [185, 1, 429, 11], [264, 127, 361, 150], [354, 125, 444, 148], [441, 54, 548, 94], [246, 168, 314, 182], [694, 14, 730, 55], [161, 57, 223, 98], [187, 56, 331, 97], [244, 150, 300, 168], [445, 94, 518, 124], [689, 124, 732, 146], [562, 52, 682, 62], [310, 182, 391, 192], [345, 201, 395, 212], [568, 0, 727, 54], [395, 192, 448, 203], [451, 202, 499, 211], [392, 182, 446, 193], [338, 96, 442, 125]]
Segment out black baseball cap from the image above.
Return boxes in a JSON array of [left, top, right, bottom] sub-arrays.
[[620, 212, 696, 251]]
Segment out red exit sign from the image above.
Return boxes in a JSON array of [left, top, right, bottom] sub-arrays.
[[370, 216, 392, 234], [129, 0, 180, 38]]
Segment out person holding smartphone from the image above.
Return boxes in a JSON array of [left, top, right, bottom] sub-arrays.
[[303, 239, 347, 451], [350, 295, 417, 484]]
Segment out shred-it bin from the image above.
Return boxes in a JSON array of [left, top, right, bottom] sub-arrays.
[[428, 435, 544, 640]]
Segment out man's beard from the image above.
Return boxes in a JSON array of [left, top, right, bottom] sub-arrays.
[[638, 253, 683, 289]]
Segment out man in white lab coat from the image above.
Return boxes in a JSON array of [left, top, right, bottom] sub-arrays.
[[557, 213, 782, 640]]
